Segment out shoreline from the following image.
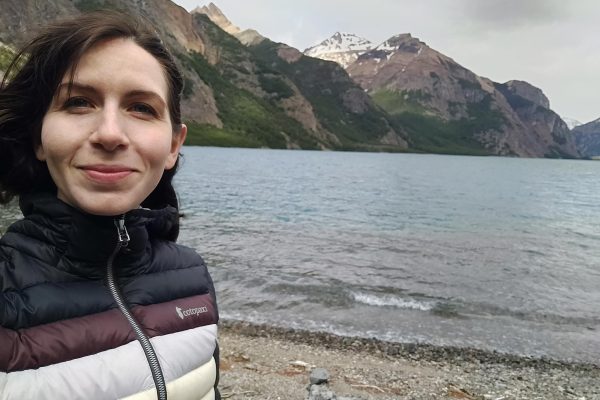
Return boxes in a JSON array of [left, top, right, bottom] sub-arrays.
[[218, 319, 600, 399], [220, 319, 599, 371]]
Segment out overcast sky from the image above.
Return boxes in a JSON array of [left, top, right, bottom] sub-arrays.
[[174, 0, 600, 123]]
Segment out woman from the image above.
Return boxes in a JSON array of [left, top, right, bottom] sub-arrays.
[[0, 11, 219, 400]]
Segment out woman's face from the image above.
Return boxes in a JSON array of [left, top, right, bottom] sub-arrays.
[[36, 38, 186, 216]]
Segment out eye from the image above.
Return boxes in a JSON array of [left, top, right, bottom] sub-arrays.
[[63, 97, 92, 110], [130, 103, 157, 116]]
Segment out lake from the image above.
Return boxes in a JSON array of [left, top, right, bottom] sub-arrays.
[[2, 147, 599, 363]]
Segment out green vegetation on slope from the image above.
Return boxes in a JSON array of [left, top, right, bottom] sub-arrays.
[[371, 89, 430, 115], [374, 90, 504, 155], [185, 122, 261, 148], [258, 74, 294, 99], [392, 113, 491, 155], [183, 51, 319, 149]]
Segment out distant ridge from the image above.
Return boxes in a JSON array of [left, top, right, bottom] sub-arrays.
[[305, 31, 580, 157], [572, 118, 600, 157]]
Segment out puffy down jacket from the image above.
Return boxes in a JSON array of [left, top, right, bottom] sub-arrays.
[[0, 192, 219, 399]]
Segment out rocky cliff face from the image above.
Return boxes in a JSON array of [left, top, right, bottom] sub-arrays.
[[192, 2, 240, 35], [572, 119, 600, 157], [342, 33, 580, 157], [503, 80, 550, 109], [193, 4, 265, 46], [235, 29, 265, 46], [494, 82, 579, 157], [0, 0, 78, 46], [304, 32, 373, 68]]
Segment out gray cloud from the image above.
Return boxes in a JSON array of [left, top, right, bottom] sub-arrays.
[[455, 0, 567, 29]]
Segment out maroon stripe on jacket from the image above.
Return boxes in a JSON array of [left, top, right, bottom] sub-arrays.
[[132, 293, 217, 337], [0, 308, 135, 372], [0, 293, 217, 372]]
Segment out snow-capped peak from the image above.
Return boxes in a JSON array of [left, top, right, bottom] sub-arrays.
[[562, 117, 582, 130], [304, 32, 373, 57], [304, 32, 373, 68]]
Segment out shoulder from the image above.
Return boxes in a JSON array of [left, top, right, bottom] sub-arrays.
[[124, 239, 217, 306], [150, 240, 207, 271], [0, 223, 62, 294]]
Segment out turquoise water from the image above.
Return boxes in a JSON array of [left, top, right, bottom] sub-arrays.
[[2, 147, 599, 363]]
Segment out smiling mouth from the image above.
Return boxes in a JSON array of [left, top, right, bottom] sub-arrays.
[[81, 165, 135, 183]]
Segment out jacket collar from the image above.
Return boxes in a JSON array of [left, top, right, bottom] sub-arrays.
[[16, 192, 178, 279]]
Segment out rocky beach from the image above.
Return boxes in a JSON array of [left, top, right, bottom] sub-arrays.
[[218, 321, 600, 400]]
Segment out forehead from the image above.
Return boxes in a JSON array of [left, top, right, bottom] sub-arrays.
[[67, 38, 168, 97]]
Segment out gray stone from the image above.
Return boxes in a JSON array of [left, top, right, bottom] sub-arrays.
[[309, 368, 330, 385], [307, 384, 336, 400]]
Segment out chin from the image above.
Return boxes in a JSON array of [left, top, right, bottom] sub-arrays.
[[71, 196, 142, 217], [85, 207, 136, 217], [80, 205, 139, 217]]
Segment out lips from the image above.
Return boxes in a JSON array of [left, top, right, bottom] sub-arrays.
[[80, 164, 135, 183]]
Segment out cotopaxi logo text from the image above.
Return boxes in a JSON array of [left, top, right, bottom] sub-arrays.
[[176, 305, 208, 319]]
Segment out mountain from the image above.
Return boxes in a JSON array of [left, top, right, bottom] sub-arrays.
[[342, 33, 579, 157], [304, 32, 373, 68], [191, 2, 240, 35], [234, 29, 265, 46], [563, 117, 582, 130], [0, 0, 406, 152], [247, 40, 407, 149], [571, 118, 600, 157], [192, 4, 265, 46]]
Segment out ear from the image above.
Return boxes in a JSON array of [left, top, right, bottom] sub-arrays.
[[165, 123, 187, 170], [35, 144, 47, 161]]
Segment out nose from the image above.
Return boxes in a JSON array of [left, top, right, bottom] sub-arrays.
[[89, 105, 129, 151]]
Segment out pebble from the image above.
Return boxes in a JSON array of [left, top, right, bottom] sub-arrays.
[[310, 368, 330, 385]]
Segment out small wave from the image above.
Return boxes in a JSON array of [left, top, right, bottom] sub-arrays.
[[352, 292, 436, 311], [455, 301, 600, 327]]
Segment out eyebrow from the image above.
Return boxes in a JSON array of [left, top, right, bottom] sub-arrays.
[[56, 82, 168, 109]]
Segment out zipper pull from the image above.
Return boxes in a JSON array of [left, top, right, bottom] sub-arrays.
[[114, 216, 130, 248]]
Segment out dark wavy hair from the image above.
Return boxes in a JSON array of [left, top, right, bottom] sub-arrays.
[[0, 10, 185, 218]]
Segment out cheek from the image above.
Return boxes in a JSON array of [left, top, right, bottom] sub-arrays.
[[38, 124, 72, 164], [37, 119, 60, 162], [141, 134, 177, 168], [36, 116, 53, 161]]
